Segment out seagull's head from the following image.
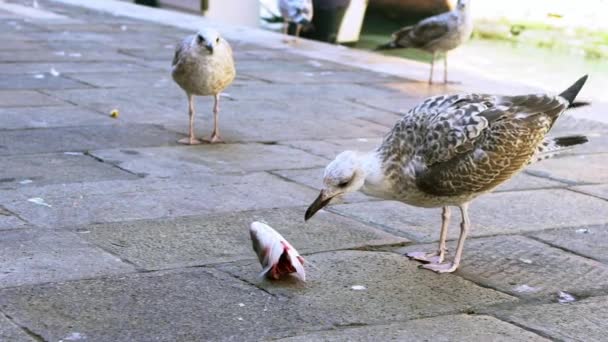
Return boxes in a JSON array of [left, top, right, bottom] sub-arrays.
[[456, 0, 469, 11], [305, 151, 366, 221], [194, 28, 222, 54]]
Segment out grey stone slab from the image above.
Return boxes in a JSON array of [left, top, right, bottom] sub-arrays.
[[0, 173, 317, 228], [279, 314, 549, 342], [0, 153, 137, 190], [226, 82, 403, 103], [0, 314, 34, 342], [0, 229, 134, 288], [0, 40, 38, 50], [352, 95, 424, 116], [272, 168, 376, 203], [219, 251, 515, 326], [0, 90, 64, 107], [527, 154, 608, 184], [162, 99, 392, 142], [240, 69, 403, 84], [80, 207, 407, 270], [0, 206, 28, 230], [89, 143, 329, 177], [530, 224, 608, 264], [0, 50, 137, 63], [0, 62, 152, 75], [572, 184, 608, 201], [117, 47, 176, 61], [0, 106, 109, 130], [236, 59, 352, 73], [0, 124, 180, 156], [65, 71, 173, 89], [330, 189, 608, 242], [0, 268, 323, 341], [0, 74, 88, 90], [552, 114, 608, 134], [284, 138, 392, 159], [492, 296, 608, 342], [44, 87, 184, 123], [398, 235, 608, 298], [495, 172, 566, 192]]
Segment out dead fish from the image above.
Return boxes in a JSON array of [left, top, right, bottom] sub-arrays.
[[249, 221, 305, 281]]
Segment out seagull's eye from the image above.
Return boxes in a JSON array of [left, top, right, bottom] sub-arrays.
[[197, 35, 205, 44], [337, 180, 350, 188], [216, 37, 220, 43]]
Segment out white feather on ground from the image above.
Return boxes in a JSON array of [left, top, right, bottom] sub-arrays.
[[250, 221, 306, 281]]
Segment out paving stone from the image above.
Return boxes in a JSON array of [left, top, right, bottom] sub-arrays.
[[0, 268, 323, 342], [398, 235, 608, 298], [0, 50, 137, 63], [492, 296, 608, 342], [527, 154, 608, 184], [65, 71, 173, 89], [88, 143, 329, 177], [0, 314, 35, 342], [0, 90, 64, 107], [240, 69, 403, 84], [530, 224, 608, 264], [278, 314, 549, 342], [330, 189, 608, 242], [0, 62, 152, 74], [495, 172, 566, 192], [162, 99, 392, 142], [0, 74, 87, 90], [0, 173, 317, 228], [284, 138, 384, 159], [236, 59, 352, 73], [0, 153, 137, 189], [572, 184, 608, 201], [0, 105, 108, 130], [272, 167, 376, 203], [0, 124, 180, 156], [219, 251, 515, 325], [80, 207, 407, 270], [0, 207, 28, 230], [0, 229, 134, 288], [0, 39, 38, 50], [226, 82, 403, 102]]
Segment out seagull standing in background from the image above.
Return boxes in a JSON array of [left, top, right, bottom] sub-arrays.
[[376, 0, 473, 84], [172, 28, 235, 144], [305, 76, 589, 273], [279, 0, 313, 43]]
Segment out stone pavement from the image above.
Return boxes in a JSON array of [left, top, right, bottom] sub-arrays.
[[0, 0, 607, 341]]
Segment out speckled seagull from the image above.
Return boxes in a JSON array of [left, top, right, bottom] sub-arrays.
[[376, 0, 473, 84], [305, 76, 589, 273]]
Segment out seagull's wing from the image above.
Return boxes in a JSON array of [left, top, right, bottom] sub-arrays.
[[172, 39, 187, 68], [393, 12, 453, 48], [411, 93, 569, 196]]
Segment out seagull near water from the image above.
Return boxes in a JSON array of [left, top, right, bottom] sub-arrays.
[[376, 0, 473, 84], [279, 0, 313, 43], [172, 28, 236, 144], [305, 76, 589, 273]]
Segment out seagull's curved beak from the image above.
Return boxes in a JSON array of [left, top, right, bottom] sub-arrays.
[[205, 43, 214, 54], [305, 190, 332, 221]]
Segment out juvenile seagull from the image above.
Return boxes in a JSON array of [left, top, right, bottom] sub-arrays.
[[305, 76, 589, 273], [172, 28, 235, 144], [376, 0, 473, 84], [279, 0, 313, 43]]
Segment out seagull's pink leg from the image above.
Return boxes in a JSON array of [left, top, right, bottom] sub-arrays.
[[422, 203, 470, 273], [208, 94, 223, 143], [407, 206, 450, 263], [178, 93, 202, 145]]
